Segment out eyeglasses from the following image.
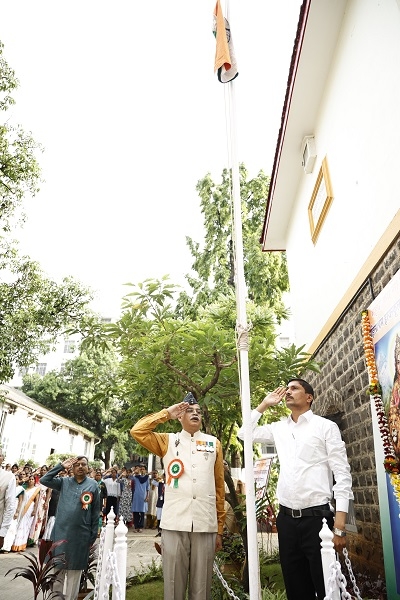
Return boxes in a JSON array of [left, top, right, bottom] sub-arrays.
[[74, 462, 88, 467], [185, 408, 203, 415]]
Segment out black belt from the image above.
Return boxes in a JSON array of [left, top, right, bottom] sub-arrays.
[[279, 503, 331, 518]]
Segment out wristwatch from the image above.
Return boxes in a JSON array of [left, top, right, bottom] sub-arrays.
[[333, 527, 346, 537]]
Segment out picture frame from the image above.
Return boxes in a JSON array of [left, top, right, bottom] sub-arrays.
[[308, 156, 334, 244]]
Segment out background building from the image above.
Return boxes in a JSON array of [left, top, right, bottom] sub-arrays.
[[0, 384, 98, 465]]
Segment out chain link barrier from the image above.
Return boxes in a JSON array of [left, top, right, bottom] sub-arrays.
[[101, 550, 122, 600], [93, 527, 106, 600], [213, 561, 242, 600], [324, 549, 362, 600]]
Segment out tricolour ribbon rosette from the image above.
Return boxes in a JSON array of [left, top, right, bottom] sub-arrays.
[[80, 491, 93, 510], [166, 458, 184, 488]]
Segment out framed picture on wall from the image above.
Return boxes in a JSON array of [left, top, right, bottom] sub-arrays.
[[308, 156, 334, 244]]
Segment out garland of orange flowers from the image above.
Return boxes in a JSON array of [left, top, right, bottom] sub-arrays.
[[361, 310, 400, 506]]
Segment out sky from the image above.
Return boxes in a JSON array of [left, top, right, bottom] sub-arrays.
[[1, 1, 301, 319]]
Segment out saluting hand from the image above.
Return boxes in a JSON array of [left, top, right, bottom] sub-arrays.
[[61, 457, 78, 470], [167, 401, 190, 419], [256, 386, 287, 413]]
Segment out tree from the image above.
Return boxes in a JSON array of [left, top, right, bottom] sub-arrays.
[[0, 41, 93, 383], [0, 41, 42, 231], [22, 346, 133, 468], [176, 165, 289, 320], [82, 278, 319, 456], [0, 238, 93, 383]]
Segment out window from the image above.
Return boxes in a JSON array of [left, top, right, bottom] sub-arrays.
[[36, 363, 47, 376], [19, 367, 29, 377], [63, 339, 76, 353], [261, 443, 276, 456]]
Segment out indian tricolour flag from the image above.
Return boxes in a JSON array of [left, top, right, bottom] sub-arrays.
[[213, 0, 238, 83]]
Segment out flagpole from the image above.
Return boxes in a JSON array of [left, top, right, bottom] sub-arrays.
[[224, 3, 261, 598]]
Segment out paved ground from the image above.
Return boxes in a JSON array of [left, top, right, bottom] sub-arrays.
[[1, 529, 277, 600], [0, 528, 162, 600]]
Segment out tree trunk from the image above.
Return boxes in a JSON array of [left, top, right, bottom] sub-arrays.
[[103, 448, 111, 470]]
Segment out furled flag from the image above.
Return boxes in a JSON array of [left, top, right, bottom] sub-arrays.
[[213, 0, 238, 83]]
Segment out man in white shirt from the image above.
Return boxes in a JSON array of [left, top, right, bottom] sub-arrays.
[[103, 468, 121, 518], [238, 379, 353, 600], [0, 446, 17, 550]]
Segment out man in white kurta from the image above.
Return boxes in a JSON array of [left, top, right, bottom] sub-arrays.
[[0, 446, 16, 550], [131, 396, 225, 600]]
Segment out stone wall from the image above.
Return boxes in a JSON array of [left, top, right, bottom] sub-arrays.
[[306, 233, 400, 578]]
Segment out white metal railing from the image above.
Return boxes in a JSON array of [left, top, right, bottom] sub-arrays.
[[320, 518, 362, 600], [94, 507, 127, 600]]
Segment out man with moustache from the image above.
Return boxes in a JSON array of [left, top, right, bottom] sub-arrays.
[[238, 379, 353, 600], [40, 456, 100, 600], [131, 393, 225, 600]]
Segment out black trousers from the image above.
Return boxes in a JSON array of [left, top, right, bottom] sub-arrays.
[[105, 495, 119, 516], [276, 509, 334, 600], [133, 511, 144, 529]]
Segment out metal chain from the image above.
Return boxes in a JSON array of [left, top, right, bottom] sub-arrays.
[[342, 548, 362, 600], [213, 561, 242, 600], [93, 527, 106, 600], [323, 550, 362, 600], [108, 550, 122, 600]]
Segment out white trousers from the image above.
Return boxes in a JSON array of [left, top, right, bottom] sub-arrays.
[[53, 569, 82, 600]]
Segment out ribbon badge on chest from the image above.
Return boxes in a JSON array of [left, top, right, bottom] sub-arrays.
[[167, 458, 184, 488], [80, 491, 93, 510]]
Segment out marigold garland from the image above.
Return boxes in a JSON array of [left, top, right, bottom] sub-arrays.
[[361, 310, 400, 505]]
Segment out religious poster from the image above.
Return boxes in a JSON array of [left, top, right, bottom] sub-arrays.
[[368, 270, 400, 599]]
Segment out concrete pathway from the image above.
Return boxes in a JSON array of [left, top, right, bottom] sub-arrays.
[[0, 529, 161, 600], [1, 530, 277, 600]]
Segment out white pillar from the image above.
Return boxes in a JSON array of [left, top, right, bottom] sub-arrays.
[[112, 517, 128, 600], [98, 507, 116, 599], [320, 518, 340, 600]]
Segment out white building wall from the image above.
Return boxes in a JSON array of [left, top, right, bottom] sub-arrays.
[[286, 0, 400, 346], [1, 391, 96, 466]]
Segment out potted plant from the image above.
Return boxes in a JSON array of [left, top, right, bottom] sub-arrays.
[[6, 539, 67, 599]]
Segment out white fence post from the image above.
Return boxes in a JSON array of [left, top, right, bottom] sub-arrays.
[[112, 518, 128, 600], [319, 517, 340, 600], [98, 507, 116, 599]]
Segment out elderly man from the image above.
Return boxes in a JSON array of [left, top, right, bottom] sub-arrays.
[[40, 456, 100, 600], [0, 446, 16, 550], [131, 393, 225, 600]]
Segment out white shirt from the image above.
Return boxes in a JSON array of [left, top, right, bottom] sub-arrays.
[[0, 468, 17, 537], [238, 409, 353, 513], [103, 478, 121, 498]]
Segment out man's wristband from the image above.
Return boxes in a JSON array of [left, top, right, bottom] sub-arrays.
[[333, 527, 346, 537]]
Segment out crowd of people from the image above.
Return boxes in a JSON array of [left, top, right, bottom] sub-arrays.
[[0, 459, 165, 554]]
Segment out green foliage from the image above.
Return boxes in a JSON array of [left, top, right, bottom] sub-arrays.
[[125, 580, 164, 600], [0, 41, 92, 384], [0, 239, 93, 383], [0, 41, 42, 231], [176, 165, 289, 321], [128, 559, 163, 586], [5, 539, 67, 599], [217, 530, 246, 565], [22, 345, 132, 467], [81, 277, 319, 454]]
